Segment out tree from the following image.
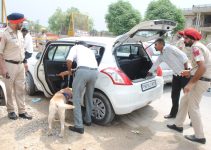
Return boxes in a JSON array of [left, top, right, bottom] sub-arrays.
[[48, 8, 65, 34], [105, 0, 141, 35], [145, 0, 185, 33], [48, 7, 93, 35]]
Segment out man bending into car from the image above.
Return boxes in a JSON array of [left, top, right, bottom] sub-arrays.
[[58, 41, 98, 134], [148, 38, 189, 119]]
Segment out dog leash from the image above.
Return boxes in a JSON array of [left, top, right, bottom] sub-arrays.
[[67, 68, 76, 87]]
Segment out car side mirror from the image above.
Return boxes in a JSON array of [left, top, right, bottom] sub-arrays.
[[36, 52, 42, 59]]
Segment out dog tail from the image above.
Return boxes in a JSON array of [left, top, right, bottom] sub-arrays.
[[59, 103, 75, 109]]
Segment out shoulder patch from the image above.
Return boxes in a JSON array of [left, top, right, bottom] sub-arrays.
[[193, 47, 201, 57]]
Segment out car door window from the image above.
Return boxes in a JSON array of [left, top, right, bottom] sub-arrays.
[[48, 45, 72, 61], [116, 45, 142, 58], [116, 45, 131, 57]]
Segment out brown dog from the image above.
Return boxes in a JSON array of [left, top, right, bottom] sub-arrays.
[[48, 87, 74, 137]]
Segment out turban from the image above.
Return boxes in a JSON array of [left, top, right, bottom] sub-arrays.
[[7, 13, 25, 24], [184, 28, 202, 41]]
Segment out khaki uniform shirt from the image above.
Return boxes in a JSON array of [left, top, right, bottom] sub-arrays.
[[191, 41, 211, 79], [0, 26, 25, 61]]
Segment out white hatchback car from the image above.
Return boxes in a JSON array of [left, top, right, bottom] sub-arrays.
[[0, 78, 7, 106], [0, 24, 8, 107], [26, 20, 176, 125]]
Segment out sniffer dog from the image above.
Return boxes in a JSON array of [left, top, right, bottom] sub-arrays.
[[47, 87, 74, 137]]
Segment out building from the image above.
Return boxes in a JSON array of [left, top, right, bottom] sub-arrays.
[[183, 4, 211, 43]]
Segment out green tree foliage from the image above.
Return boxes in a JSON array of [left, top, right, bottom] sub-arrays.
[[105, 0, 141, 35], [48, 7, 93, 34], [145, 0, 185, 33], [48, 8, 65, 34], [26, 20, 43, 33]]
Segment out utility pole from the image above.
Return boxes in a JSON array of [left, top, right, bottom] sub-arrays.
[[1, 0, 7, 23]]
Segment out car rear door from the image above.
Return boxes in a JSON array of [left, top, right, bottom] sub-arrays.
[[35, 41, 75, 97]]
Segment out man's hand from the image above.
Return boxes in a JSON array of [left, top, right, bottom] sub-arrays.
[[147, 72, 153, 76], [0, 67, 9, 79], [57, 71, 72, 80], [183, 82, 194, 94], [181, 70, 190, 78], [0, 55, 9, 78], [24, 63, 29, 72]]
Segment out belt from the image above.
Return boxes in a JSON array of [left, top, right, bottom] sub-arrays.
[[5, 59, 23, 64], [77, 66, 97, 70], [190, 75, 211, 82]]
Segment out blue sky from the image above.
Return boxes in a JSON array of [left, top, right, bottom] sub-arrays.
[[4, 0, 211, 31]]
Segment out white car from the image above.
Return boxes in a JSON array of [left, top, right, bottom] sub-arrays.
[[144, 42, 173, 84], [0, 78, 7, 106], [26, 20, 176, 125], [0, 24, 8, 107]]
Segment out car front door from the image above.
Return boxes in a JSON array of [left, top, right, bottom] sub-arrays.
[[35, 41, 75, 97]]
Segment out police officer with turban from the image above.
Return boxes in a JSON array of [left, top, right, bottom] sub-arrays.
[[0, 13, 32, 120], [167, 28, 211, 144]]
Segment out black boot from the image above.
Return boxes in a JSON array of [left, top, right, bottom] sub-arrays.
[[8, 112, 18, 120], [69, 126, 84, 134], [19, 112, 32, 120]]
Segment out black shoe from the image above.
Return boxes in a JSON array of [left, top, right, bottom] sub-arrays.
[[83, 121, 91, 126], [190, 122, 192, 127], [164, 114, 176, 119], [8, 112, 18, 120], [167, 124, 183, 133], [19, 112, 32, 120], [69, 126, 84, 134], [184, 135, 206, 144]]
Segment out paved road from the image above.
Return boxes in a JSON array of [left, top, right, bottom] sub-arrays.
[[0, 84, 210, 149], [120, 84, 211, 150]]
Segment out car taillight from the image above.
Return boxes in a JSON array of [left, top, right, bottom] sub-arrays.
[[156, 66, 163, 76], [101, 67, 132, 85]]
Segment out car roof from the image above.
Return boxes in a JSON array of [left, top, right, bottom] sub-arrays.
[[58, 36, 117, 46]]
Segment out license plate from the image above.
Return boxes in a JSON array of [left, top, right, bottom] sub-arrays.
[[141, 80, 156, 91]]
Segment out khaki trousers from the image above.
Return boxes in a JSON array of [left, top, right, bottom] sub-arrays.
[[3, 62, 26, 114], [175, 80, 210, 138]]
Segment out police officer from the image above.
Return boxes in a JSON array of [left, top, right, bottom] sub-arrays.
[[167, 28, 211, 144], [175, 31, 192, 66], [0, 13, 32, 120], [58, 41, 98, 134]]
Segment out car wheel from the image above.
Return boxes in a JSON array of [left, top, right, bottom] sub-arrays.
[[0, 86, 6, 106], [92, 91, 115, 125], [25, 71, 36, 95]]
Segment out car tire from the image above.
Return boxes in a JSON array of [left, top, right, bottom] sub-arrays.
[[0, 86, 6, 106], [25, 71, 36, 95], [92, 91, 115, 125]]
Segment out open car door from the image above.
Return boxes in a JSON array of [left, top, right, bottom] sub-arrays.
[[114, 19, 177, 47], [35, 41, 76, 97], [113, 20, 177, 80]]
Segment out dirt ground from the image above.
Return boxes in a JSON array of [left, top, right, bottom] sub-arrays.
[[0, 85, 210, 150]]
